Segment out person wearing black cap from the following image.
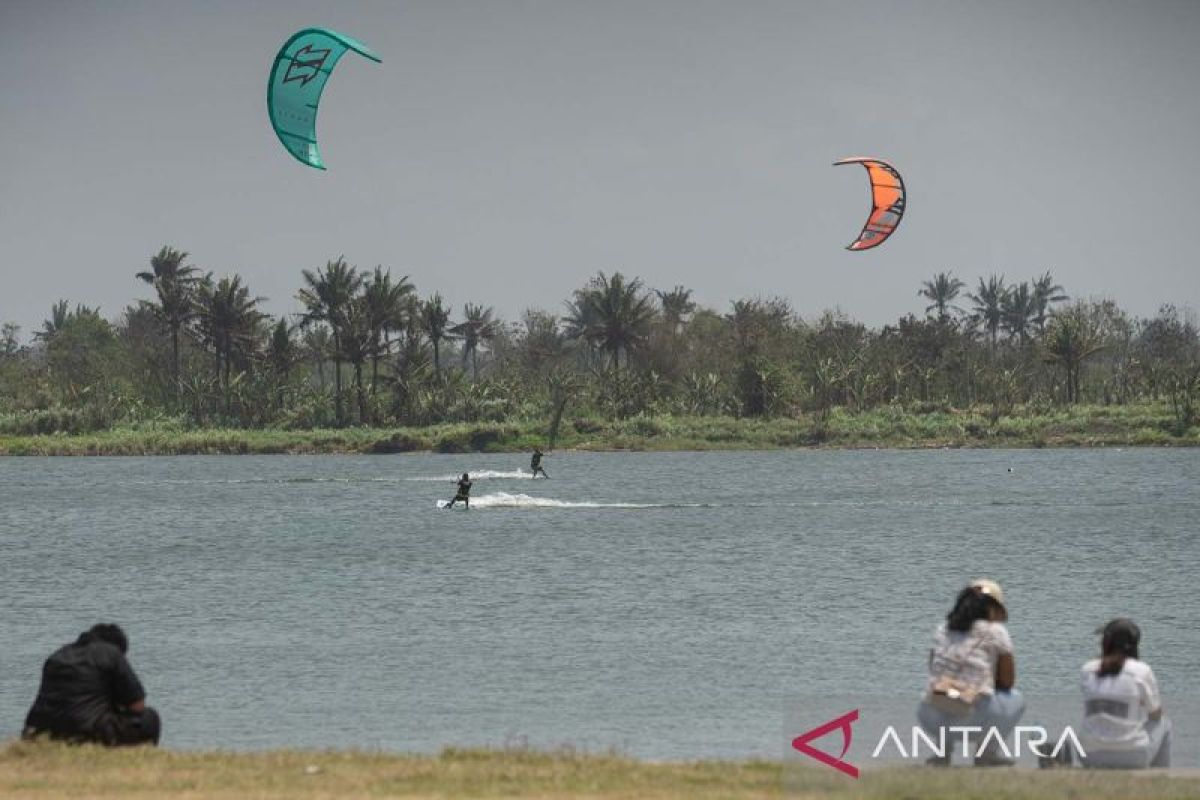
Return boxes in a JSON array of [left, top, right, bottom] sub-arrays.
[[1078, 618, 1170, 768], [22, 623, 161, 746]]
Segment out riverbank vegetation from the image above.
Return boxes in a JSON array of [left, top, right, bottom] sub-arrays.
[[1, 247, 1197, 454], [3, 742, 1199, 799], [0, 403, 1194, 455]]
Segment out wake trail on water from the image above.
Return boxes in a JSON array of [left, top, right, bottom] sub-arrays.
[[127, 481, 989, 511], [455, 492, 712, 510], [407, 470, 533, 482]]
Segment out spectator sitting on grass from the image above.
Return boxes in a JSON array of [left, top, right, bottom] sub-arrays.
[[22, 623, 161, 747], [918, 579, 1025, 767], [1079, 618, 1170, 769]]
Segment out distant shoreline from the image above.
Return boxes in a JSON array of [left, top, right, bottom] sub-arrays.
[[2, 404, 1196, 456]]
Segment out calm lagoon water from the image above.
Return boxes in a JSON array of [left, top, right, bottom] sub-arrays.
[[2, 449, 1197, 759]]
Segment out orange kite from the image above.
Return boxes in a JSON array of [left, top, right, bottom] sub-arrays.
[[833, 157, 906, 251]]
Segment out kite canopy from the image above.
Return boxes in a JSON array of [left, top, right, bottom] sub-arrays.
[[833, 157, 906, 251], [267, 28, 381, 170]]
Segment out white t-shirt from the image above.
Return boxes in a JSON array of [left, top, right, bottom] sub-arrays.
[[927, 620, 1013, 697], [1080, 657, 1161, 751]]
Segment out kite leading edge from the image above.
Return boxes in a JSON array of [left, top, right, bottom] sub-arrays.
[[267, 28, 381, 170], [833, 157, 906, 251]]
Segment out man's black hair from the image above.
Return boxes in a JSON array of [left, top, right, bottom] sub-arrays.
[[81, 623, 129, 654]]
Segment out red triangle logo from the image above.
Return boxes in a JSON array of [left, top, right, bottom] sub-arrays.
[[791, 709, 860, 778]]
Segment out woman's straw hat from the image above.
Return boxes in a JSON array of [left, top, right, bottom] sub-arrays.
[[970, 578, 1008, 621]]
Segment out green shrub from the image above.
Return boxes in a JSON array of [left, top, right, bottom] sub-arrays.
[[280, 394, 337, 430], [963, 420, 990, 438], [627, 416, 664, 437], [1131, 427, 1171, 445], [0, 407, 108, 435], [467, 425, 518, 452], [910, 401, 953, 415], [370, 431, 429, 453], [573, 418, 603, 434], [434, 430, 470, 453]]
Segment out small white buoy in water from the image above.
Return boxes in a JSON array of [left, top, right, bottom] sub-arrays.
[[305, 765, 322, 775]]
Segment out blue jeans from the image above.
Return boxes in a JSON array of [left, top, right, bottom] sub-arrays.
[[1081, 717, 1171, 769], [917, 690, 1026, 757]]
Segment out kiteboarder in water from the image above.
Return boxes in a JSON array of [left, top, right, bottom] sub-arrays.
[[445, 473, 472, 509], [530, 449, 549, 479]]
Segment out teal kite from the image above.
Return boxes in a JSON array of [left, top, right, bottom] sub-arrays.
[[267, 28, 381, 170]]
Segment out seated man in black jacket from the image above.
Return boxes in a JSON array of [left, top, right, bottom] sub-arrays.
[[23, 623, 160, 746]]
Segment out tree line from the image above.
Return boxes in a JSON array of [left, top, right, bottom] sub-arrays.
[[1, 247, 1198, 438]]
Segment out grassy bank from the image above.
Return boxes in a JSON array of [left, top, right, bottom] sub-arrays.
[[0, 403, 1196, 456], [2, 743, 1199, 799]]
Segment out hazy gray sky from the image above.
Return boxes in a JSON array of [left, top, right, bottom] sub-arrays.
[[2, 0, 1198, 337]]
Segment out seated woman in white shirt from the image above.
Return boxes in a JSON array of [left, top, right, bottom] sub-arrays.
[[1079, 618, 1170, 769], [917, 578, 1025, 767]]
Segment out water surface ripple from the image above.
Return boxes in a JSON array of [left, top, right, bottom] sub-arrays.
[[2, 449, 1196, 758]]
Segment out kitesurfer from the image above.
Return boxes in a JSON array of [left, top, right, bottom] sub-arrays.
[[22, 623, 161, 746], [445, 473, 472, 509], [530, 448, 549, 479]]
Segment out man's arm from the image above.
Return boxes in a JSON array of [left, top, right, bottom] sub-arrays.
[[108, 649, 147, 710]]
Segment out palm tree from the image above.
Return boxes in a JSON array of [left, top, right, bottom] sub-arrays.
[[297, 257, 362, 424], [968, 275, 1007, 348], [420, 293, 454, 373], [726, 297, 791, 355], [300, 324, 333, 390], [35, 300, 71, 342], [562, 291, 600, 367], [195, 275, 266, 412], [267, 318, 296, 411], [564, 272, 656, 369], [337, 296, 379, 423], [38, 304, 113, 399], [1032, 271, 1068, 334], [268, 318, 295, 376], [136, 246, 201, 399], [656, 285, 697, 334], [450, 303, 499, 381], [388, 320, 434, 423], [918, 272, 966, 322], [1001, 281, 1036, 344], [518, 309, 567, 372], [70, 305, 104, 325], [1043, 304, 1105, 404], [361, 267, 415, 392], [0, 322, 19, 357]]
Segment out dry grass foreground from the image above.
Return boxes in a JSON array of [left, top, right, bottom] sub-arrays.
[[3, 742, 1200, 800]]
